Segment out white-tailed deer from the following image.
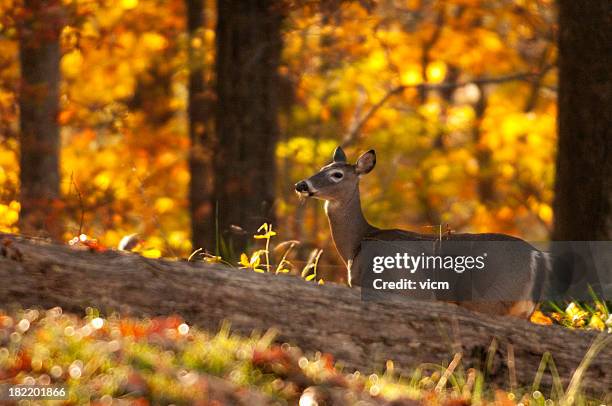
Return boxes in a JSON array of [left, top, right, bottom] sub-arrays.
[[295, 146, 549, 318]]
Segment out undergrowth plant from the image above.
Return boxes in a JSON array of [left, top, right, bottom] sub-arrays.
[[532, 288, 611, 333], [234, 223, 325, 284], [0, 308, 609, 405]]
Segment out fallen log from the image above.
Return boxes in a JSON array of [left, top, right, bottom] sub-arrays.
[[0, 233, 610, 397]]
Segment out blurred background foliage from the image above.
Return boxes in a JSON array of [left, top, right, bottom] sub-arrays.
[[0, 0, 557, 280]]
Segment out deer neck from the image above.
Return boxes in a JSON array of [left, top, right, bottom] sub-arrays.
[[324, 186, 375, 265]]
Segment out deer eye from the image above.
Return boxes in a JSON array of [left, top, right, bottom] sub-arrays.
[[331, 172, 343, 179]]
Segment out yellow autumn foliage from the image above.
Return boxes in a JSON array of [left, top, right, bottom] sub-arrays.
[[0, 0, 557, 262]]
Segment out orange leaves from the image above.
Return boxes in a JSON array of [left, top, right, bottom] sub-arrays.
[[0, 0, 559, 264], [530, 310, 553, 325], [57, 108, 76, 125], [252, 346, 292, 368], [279, 0, 556, 246], [119, 315, 184, 339], [68, 234, 108, 252]]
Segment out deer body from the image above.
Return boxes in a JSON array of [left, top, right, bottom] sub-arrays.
[[296, 147, 548, 318]]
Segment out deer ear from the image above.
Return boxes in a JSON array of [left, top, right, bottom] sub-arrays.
[[355, 150, 376, 175], [333, 146, 347, 162]]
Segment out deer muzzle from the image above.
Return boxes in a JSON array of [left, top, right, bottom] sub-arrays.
[[295, 180, 315, 196]]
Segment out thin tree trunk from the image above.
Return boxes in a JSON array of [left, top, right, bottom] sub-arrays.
[[213, 0, 285, 253], [552, 0, 612, 241], [128, 52, 175, 127], [472, 84, 496, 204], [17, 0, 64, 240], [186, 0, 215, 251]]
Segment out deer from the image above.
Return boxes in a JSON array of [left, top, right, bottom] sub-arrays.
[[295, 146, 550, 318]]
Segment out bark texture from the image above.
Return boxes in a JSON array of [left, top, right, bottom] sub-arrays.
[[0, 234, 610, 397], [186, 0, 215, 251], [213, 0, 285, 252], [17, 0, 64, 240], [553, 0, 612, 241]]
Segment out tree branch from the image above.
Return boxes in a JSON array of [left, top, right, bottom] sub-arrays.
[[342, 70, 549, 147]]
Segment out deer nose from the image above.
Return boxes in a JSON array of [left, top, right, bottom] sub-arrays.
[[295, 181, 309, 193]]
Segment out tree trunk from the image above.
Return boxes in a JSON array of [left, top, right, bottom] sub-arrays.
[[213, 0, 284, 253], [17, 0, 64, 240], [186, 0, 215, 251], [552, 0, 612, 241], [1, 233, 611, 397]]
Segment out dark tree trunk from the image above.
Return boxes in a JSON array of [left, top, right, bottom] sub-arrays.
[[17, 0, 64, 240], [186, 0, 215, 251], [213, 0, 285, 253], [552, 0, 612, 241]]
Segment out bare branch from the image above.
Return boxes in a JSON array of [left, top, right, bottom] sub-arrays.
[[419, 10, 445, 103], [341, 69, 550, 147], [69, 172, 85, 236], [524, 47, 556, 112]]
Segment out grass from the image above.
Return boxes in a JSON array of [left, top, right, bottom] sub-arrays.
[[0, 308, 610, 405], [132, 223, 611, 404], [531, 288, 611, 333], [192, 222, 326, 285]]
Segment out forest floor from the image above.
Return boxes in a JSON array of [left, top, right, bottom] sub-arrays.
[[0, 233, 611, 405], [0, 308, 610, 406]]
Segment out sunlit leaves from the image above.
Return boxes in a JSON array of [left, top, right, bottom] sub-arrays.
[[537, 203, 553, 224], [254, 223, 277, 240], [401, 67, 422, 86], [239, 251, 265, 273], [278, 0, 557, 247], [136, 248, 160, 259], [0, 200, 19, 233], [530, 310, 552, 325], [547, 299, 612, 332], [426, 61, 447, 84], [277, 137, 337, 167], [0, 0, 559, 264], [141, 32, 169, 52], [60, 50, 83, 78], [153, 197, 174, 213], [121, 0, 139, 11]]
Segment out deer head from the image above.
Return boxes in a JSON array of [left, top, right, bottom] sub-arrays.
[[295, 146, 376, 203]]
